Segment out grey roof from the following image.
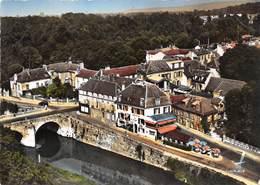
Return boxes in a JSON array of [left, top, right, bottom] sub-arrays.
[[205, 77, 247, 96], [48, 62, 78, 73], [118, 82, 171, 108], [142, 61, 171, 75], [79, 76, 134, 97], [80, 78, 118, 97], [11, 68, 50, 83], [184, 60, 210, 83], [172, 95, 218, 117]]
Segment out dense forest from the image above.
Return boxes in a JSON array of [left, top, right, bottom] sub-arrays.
[[219, 45, 260, 148], [1, 3, 260, 88]]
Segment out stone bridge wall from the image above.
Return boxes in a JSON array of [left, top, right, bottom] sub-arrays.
[[5, 114, 168, 168]]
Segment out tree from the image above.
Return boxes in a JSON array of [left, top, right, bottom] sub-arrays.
[[19, 46, 43, 69], [225, 85, 257, 145], [219, 45, 260, 82]]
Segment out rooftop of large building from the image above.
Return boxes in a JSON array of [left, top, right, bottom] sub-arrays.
[[79, 76, 134, 97], [102, 65, 140, 77], [118, 81, 171, 108], [47, 62, 79, 73], [172, 95, 218, 117], [141, 60, 171, 75], [10, 68, 50, 83], [76, 68, 97, 78], [205, 77, 247, 96]]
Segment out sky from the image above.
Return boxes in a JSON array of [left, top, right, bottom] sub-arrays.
[[0, 0, 255, 16]]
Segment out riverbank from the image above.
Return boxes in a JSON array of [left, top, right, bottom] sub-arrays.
[[64, 115, 250, 185]]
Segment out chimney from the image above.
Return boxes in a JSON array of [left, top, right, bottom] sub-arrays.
[[68, 56, 72, 64], [79, 62, 84, 69], [26, 69, 30, 76], [14, 74, 17, 82], [43, 64, 47, 71], [122, 83, 125, 91]]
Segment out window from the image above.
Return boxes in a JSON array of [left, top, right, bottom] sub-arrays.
[[164, 107, 169, 113], [154, 108, 160, 115], [26, 84, 29, 90], [149, 130, 155, 136], [36, 82, 39, 88], [81, 106, 89, 113], [123, 105, 128, 111], [138, 118, 144, 125], [140, 109, 144, 115], [155, 98, 160, 106]]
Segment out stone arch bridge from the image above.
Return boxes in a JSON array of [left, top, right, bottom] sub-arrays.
[[4, 114, 77, 147]]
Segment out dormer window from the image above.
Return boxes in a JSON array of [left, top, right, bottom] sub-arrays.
[[118, 94, 122, 102], [140, 98, 145, 106], [155, 98, 160, 106]]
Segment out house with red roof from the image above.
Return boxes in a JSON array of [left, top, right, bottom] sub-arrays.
[[75, 68, 97, 89], [146, 46, 194, 62]]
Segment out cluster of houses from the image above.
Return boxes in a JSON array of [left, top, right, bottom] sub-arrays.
[[199, 13, 259, 25], [9, 44, 247, 145]]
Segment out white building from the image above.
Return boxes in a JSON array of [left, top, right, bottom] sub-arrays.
[[78, 76, 134, 124], [75, 68, 97, 89], [116, 81, 176, 139], [10, 68, 51, 97]]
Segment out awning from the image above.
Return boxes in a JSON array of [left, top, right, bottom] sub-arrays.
[[146, 114, 176, 125], [158, 125, 177, 134]]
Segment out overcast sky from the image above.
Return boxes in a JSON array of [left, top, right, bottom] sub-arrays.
[[0, 0, 257, 16]]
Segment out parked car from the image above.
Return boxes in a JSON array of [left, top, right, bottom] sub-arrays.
[[38, 100, 48, 107]]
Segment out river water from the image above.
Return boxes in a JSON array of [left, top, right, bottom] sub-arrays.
[[24, 129, 185, 185]]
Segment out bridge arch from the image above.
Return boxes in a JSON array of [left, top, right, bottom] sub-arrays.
[[6, 115, 75, 147]]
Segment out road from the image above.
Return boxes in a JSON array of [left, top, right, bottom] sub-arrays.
[[180, 128, 260, 183]]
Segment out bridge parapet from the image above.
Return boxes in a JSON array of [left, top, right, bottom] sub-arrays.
[[4, 113, 74, 147]]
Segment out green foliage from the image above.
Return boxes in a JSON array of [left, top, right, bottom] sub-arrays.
[[219, 45, 260, 82], [219, 45, 260, 147], [225, 85, 257, 144], [0, 126, 96, 185], [1, 11, 258, 84], [44, 78, 76, 99], [0, 100, 19, 115], [31, 86, 47, 97]]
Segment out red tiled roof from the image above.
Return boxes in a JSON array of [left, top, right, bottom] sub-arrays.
[[147, 50, 160, 55], [76, 69, 97, 78], [165, 130, 191, 143], [147, 49, 189, 56], [181, 57, 192, 62], [157, 125, 177, 134], [163, 49, 189, 56], [170, 95, 186, 104], [103, 65, 140, 77]]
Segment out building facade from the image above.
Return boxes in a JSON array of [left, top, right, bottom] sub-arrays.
[[116, 81, 176, 139], [10, 68, 51, 97]]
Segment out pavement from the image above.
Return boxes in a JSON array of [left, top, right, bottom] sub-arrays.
[[0, 95, 78, 108], [176, 123, 260, 163], [0, 108, 50, 122]]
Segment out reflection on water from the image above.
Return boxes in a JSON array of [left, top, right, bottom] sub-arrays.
[[30, 129, 185, 185]]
